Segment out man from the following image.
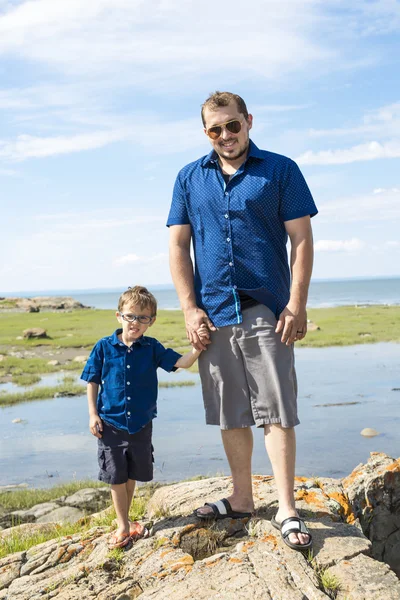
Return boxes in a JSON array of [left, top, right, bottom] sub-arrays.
[[167, 91, 317, 550]]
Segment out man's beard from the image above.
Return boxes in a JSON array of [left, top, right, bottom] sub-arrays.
[[217, 139, 249, 162]]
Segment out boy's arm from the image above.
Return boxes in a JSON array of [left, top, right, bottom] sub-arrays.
[[174, 347, 201, 369], [87, 382, 103, 438]]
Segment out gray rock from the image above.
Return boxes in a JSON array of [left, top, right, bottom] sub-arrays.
[[36, 506, 84, 524], [22, 328, 48, 339], [360, 427, 379, 437], [73, 355, 88, 363]]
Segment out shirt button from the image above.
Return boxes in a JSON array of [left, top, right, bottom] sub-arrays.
[[226, 237, 230, 242], [224, 213, 229, 218], [127, 365, 130, 369], [101, 380, 105, 384], [127, 396, 131, 400], [225, 192, 229, 196], [229, 262, 233, 267], [233, 285, 237, 289], [127, 381, 130, 385], [128, 349, 131, 353], [127, 411, 131, 416], [119, 343, 123, 346]]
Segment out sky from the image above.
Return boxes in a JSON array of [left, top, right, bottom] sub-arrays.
[[0, 0, 400, 293]]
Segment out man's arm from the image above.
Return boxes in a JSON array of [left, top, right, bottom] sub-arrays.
[[169, 224, 215, 351], [276, 215, 314, 345]]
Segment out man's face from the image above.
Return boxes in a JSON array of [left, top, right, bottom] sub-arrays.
[[116, 302, 155, 343], [203, 101, 253, 162]]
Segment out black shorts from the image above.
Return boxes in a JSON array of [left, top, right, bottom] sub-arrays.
[[97, 420, 154, 485]]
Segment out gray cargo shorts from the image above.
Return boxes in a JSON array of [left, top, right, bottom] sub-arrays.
[[198, 304, 299, 429]]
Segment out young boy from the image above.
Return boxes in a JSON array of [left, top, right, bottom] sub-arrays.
[[81, 285, 201, 549]]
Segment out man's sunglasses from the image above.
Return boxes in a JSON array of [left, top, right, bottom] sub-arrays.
[[120, 313, 154, 324], [206, 119, 243, 140]]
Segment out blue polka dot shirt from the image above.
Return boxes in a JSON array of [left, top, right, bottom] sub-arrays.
[[167, 140, 318, 327]]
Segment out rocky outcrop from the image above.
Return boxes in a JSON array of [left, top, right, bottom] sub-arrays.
[[0, 454, 399, 599], [0, 488, 111, 530], [342, 452, 400, 576], [0, 297, 89, 312]]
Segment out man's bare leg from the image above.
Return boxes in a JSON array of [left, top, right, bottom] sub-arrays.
[[196, 427, 254, 516], [264, 424, 309, 545]]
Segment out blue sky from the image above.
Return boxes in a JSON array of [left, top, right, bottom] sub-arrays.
[[1, 0, 399, 292]]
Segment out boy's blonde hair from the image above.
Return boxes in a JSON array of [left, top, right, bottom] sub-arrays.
[[118, 286, 157, 315]]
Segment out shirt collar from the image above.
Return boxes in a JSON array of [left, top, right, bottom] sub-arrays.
[[110, 329, 150, 347], [201, 139, 264, 167]]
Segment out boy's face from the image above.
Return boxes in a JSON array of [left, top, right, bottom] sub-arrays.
[[116, 302, 155, 343]]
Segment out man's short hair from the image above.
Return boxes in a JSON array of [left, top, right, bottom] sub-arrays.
[[201, 91, 249, 127], [118, 285, 157, 315]]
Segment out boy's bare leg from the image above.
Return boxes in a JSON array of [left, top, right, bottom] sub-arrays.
[[111, 483, 130, 538], [264, 424, 309, 545], [126, 479, 136, 513], [196, 427, 254, 516]]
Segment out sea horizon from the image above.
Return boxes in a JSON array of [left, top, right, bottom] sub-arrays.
[[1, 274, 400, 298]]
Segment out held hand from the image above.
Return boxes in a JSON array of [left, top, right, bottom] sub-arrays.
[[275, 302, 307, 346], [184, 307, 216, 351], [89, 414, 103, 439]]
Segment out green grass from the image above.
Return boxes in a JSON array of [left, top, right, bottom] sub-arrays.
[[0, 356, 82, 379], [0, 306, 399, 352], [12, 374, 41, 386], [0, 377, 86, 407], [299, 305, 400, 348], [159, 380, 195, 388], [0, 480, 107, 511], [0, 488, 149, 559]]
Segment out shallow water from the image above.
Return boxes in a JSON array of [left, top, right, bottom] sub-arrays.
[[1, 343, 399, 488]]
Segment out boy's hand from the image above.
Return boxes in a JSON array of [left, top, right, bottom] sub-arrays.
[[89, 414, 103, 438], [197, 323, 212, 347]]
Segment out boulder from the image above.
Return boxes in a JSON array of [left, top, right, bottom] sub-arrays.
[[342, 452, 400, 577], [22, 328, 48, 339], [73, 355, 88, 363], [47, 359, 60, 366]]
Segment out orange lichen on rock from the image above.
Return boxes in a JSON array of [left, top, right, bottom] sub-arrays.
[[294, 476, 308, 483], [385, 460, 400, 472], [172, 524, 197, 546], [342, 467, 364, 488], [295, 489, 326, 508], [328, 492, 356, 524], [261, 534, 278, 549], [229, 557, 244, 564], [160, 548, 174, 558], [240, 541, 255, 553]]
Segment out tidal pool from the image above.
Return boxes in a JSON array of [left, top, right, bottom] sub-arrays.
[[1, 343, 399, 488]]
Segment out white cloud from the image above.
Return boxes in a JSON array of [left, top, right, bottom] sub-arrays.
[[296, 140, 400, 165], [318, 188, 400, 223], [385, 241, 400, 248], [0, 130, 127, 160], [114, 253, 167, 267], [0, 1, 334, 83], [308, 102, 400, 140], [314, 238, 365, 252]]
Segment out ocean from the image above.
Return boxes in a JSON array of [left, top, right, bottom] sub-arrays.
[[4, 277, 398, 310]]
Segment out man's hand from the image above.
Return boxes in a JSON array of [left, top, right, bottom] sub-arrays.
[[184, 307, 216, 351], [89, 414, 103, 438], [275, 302, 307, 346]]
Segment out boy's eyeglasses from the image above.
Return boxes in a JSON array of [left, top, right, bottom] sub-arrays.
[[206, 119, 243, 140], [120, 313, 154, 325]]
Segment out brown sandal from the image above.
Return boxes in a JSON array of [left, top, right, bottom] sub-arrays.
[[108, 532, 131, 549], [129, 521, 149, 541]]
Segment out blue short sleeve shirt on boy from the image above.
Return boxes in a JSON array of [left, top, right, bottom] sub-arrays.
[[81, 329, 181, 434], [167, 140, 318, 327]]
